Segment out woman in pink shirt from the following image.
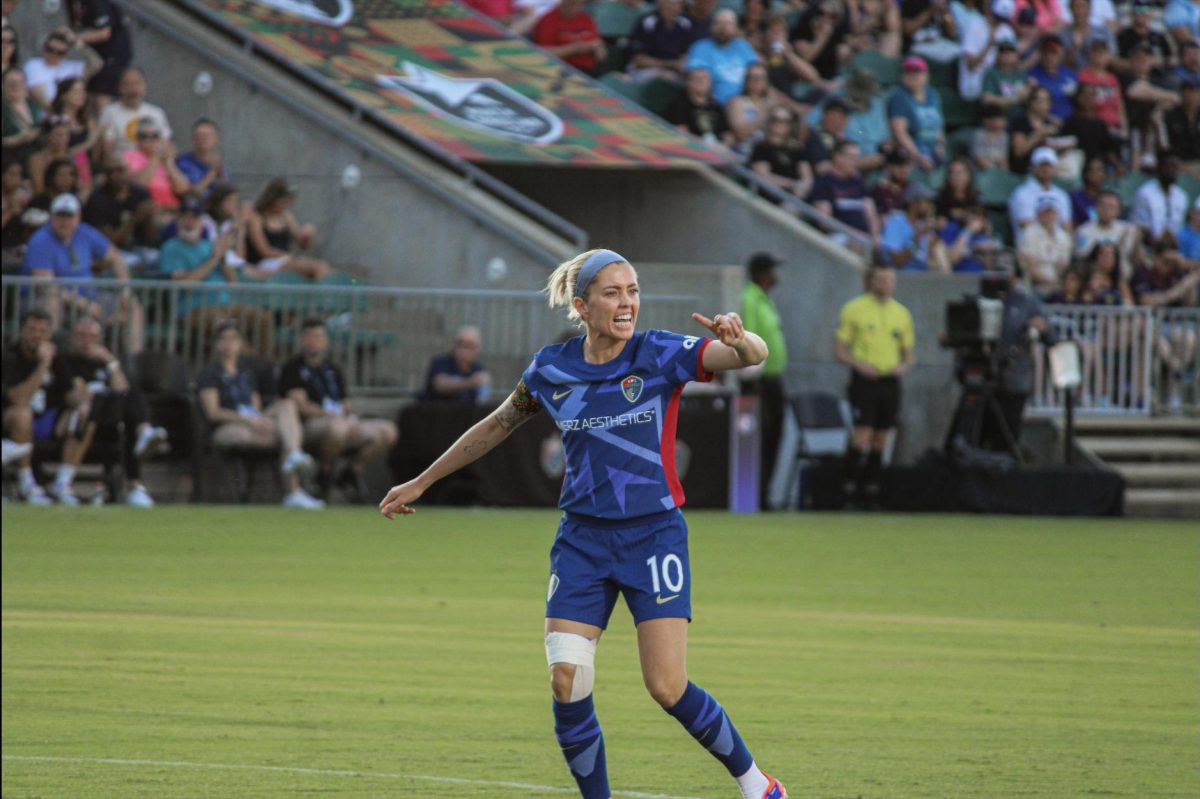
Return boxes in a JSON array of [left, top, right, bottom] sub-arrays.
[[1014, 0, 1069, 35], [122, 117, 188, 217]]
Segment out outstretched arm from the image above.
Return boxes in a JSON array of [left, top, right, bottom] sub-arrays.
[[692, 312, 769, 372], [379, 380, 541, 518]]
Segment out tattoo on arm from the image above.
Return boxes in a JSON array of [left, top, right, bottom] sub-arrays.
[[494, 379, 542, 433], [464, 439, 490, 457]]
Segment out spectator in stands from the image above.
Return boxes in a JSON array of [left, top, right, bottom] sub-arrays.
[[933, 204, 999, 272], [1019, 196, 1073, 294], [98, 67, 172, 158], [872, 147, 913, 215], [810, 141, 880, 246], [422, 326, 492, 403], [935, 158, 981, 224], [685, 9, 759, 106], [1164, 0, 1200, 48], [1, 23, 15, 74], [627, 0, 698, 82], [1132, 241, 1199, 408], [1076, 39, 1124, 132], [902, 0, 961, 64], [749, 105, 813, 199], [1028, 37, 1077, 121], [810, 94, 884, 171], [55, 316, 168, 506], [1175, 39, 1200, 87], [1076, 189, 1141, 279], [981, 34, 1032, 119], [881, 183, 939, 270], [27, 116, 86, 200], [834, 264, 915, 505], [1061, 0, 1115, 68], [158, 195, 272, 352], [245, 178, 333, 281], [725, 62, 775, 152], [66, 0, 133, 104], [1, 307, 59, 504], [279, 318, 398, 503], [2, 66, 42, 169], [739, 252, 787, 510], [531, 0, 606, 76], [123, 118, 185, 219], [1012, 7, 1043, 70], [83, 156, 155, 259], [23, 29, 100, 110], [205, 181, 250, 266], [971, 104, 1010, 170], [1009, 146, 1073, 236], [887, 56, 944, 171], [462, 0, 536, 33], [21, 192, 144, 351], [1015, 0, 1069, 35], [1178, 198, 1200, 261], [1083, 240, 1133, 304], [1, 158, 31, 259], [1046, 265, 1085, 303], [51, 76, 98, 189], [1121, 44, 1179, 166], [790, 0, 850, 81], [1060, 83, 1118, 170], [960, 0, 1016, 101], [1133, 152, 1189, 243], [1069, 155, 1107, 226], [1114, 8, 1171, 78], [1009, 85, 1067, 174], [28, 158, 81, 215], [740, 0, 767, 52], [687, 0, 717, 38], [175, 118, 227, 199], [664, 68, 734, 146], [197, 320, 325, 509], [848, 0, 902, 59], [760, 12, 830, 97]]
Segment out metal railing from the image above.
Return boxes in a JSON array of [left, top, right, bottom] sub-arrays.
[[1029, 305, 1199, 416], [1, 277, 699, 396]]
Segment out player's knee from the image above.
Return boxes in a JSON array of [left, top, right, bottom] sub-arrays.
[[546, 632, 596, 703], [643, 671, 686, 707]]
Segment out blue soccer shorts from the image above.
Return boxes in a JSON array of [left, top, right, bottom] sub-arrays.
[[546, 508, 692, 628]]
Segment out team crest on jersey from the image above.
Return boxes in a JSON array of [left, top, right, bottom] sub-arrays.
[[620, 375, 644, 403]]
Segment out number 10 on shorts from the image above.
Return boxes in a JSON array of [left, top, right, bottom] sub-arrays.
[[646, 554, 685, 594]]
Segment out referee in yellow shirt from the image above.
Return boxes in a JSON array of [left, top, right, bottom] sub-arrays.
[[833, 265, 915, 504]]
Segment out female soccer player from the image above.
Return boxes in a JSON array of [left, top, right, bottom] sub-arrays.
[[379, 249, 787, 799]]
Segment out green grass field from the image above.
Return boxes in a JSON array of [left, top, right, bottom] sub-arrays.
[[2, 507, 1197, 799]]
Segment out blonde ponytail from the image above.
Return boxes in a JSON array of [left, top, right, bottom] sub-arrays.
[[545, 249, 603, 326]]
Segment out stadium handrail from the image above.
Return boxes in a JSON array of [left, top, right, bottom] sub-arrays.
[[125, 0, 588, 260]]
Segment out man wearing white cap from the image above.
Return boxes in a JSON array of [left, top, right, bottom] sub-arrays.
[[1008, 146, 1073, 240], [959, 0, 1016, 100], [20, 193, 143, 352], [1019, 196, 1073, 296]]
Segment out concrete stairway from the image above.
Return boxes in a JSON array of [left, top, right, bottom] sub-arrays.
[[1071, 417, 1200, 518]]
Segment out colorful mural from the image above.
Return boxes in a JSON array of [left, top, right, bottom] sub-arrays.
[[190, 0, 728, 167]]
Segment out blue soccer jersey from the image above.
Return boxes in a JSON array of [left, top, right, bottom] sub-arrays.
[[521, 329, 714, 520]]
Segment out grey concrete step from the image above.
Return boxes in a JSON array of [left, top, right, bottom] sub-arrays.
[[1068, 417, 1200, 435], [1078, 436, 1200, 459], [1113, 463, 1200, 486], [1125, 488, 1200, 518]]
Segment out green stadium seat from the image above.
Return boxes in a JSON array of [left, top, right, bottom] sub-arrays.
[[986, 209, 1013, 247], [927, 59, 956, 89], [911, 165, 945, 190], [594, 41, 629, 77], [977, 168, 1023, 208], [590, 2, 643, 39], [1177, 173, 1200, 206], [947, 127, 977, 161], [941, 93, 980, 131], [848, 51, 900, 88], [1106, 171, 1151, 210]]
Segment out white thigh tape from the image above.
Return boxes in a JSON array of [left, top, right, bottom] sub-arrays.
[[545, 632, 596, 667]]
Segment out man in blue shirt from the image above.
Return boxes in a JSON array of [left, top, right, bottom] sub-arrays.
[[422, 326, 492, 403], [1164, 0, 1200, 47], [21, 193, 142, 351], [684, 9, 759, 105], [174, 118, 227, 199], [1027, 38, 1077, 121], [627, 0, 697, 82], [881, 184, 938, 270], [809, 141, 880, 245]]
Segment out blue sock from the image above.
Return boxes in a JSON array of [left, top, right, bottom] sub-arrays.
[[553, 694, 609, 799], [665, 681, 755, 778]]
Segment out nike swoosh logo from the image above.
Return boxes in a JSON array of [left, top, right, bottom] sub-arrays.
[[655, 594, 680, 605], [552, 388, 572, 400]]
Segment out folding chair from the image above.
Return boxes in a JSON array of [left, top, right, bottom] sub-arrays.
[[785, 391, 851, 509]]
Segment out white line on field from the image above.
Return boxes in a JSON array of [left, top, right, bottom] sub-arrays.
[[1, 754, 711, 799]]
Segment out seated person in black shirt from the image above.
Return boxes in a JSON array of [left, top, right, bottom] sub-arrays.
[[2, 307, 64, 505], [809, 140, 880, 248], [423, 326, 491, 403], [749, 106, 814, 199], [196, 319, 324, 510], [53, 316, 168, 506], [83, 158, 156, 255], [790, 0, 850, 81], [627, 0, 698, 82], [1114, 5, 1172, 78], [1060, 84, 1119, 169], [663, 68, 735, 146], [1164, 78, 1200, 170], [278, 318, 398, 502]]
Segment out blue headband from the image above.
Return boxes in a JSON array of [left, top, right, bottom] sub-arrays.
[[574, 249, 626, 298]]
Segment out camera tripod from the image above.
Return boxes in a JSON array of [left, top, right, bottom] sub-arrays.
[[943, 353, 1026, 466]]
